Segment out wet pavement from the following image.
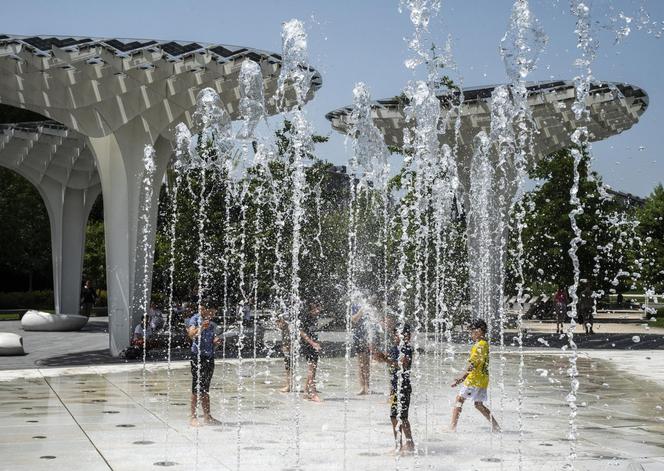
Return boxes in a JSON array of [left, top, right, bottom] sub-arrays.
[[2, 316, 662, 371], [0, 349, 663, 470]]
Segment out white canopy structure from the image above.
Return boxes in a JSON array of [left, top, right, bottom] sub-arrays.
[[0, 35, 322, 355], [327, 80, 648, 321], [326, 80, 648, 192]]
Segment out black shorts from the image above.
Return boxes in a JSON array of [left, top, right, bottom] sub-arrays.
[[300, 344, 319, 364], [390, 388, 411, 420], [191, 355, 215, 394], [352, 336, 370, 355]]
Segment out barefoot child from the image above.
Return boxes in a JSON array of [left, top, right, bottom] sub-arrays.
[[374, 323, 415, 454], [187, 298, 222, 427], [450, 319, 500, 432], [299, 301, 323, 402]]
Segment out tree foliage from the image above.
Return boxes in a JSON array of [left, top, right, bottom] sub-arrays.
[[638, 184, 664, 293], [0, 167, 52, 291], [508, 148, 642, 297]]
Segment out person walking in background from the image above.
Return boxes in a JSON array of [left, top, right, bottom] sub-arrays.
[[553, 286, 568, 335], [80, 280, 97, 317]]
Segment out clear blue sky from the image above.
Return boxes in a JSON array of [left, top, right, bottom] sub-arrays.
[[2, 0, 663, 196]]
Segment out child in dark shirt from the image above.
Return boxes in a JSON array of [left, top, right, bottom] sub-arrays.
[[186, 299, 221, 427], [373, 323, 415, 454]]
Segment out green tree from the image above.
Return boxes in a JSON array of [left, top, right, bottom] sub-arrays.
[[82, 196, 106, 289], [510, 148, 636, 297], [637, 184, 664, 293], [0, 167, 52, 291]]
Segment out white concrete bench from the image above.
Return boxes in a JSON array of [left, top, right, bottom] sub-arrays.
[[21, 310, 88, 332], [0, 332, 25, 355]]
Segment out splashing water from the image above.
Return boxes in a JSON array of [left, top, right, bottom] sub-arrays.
[[566, 3, 598, 469], [238, 60, 267, 140], [277, 19, 313, 107], [277, 19, 315, 468], [498, 1, 547, 467], [138, 144, 157, 447], [346, 82, 392, 461], [349, 83, 391, 190]]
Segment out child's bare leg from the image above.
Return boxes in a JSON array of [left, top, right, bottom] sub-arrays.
[[190, 393, 200, 426], [474, 402, 500, 432], [358, 352, 370, 394], [201, 393, 221, 424], [201, 393, 216, 423], [306, 361, 321, 401], [281, 366, 291, 392], [450, 395, 464, 431], [401, 419, 415, 452], [390, 417, 399, 447]]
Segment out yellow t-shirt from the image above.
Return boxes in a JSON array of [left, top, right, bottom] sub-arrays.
[[464, 339, 489, 389]]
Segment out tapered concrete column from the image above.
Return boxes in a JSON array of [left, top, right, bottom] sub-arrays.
[[88, 129, 170, 355], [42, 182, 101, 314]]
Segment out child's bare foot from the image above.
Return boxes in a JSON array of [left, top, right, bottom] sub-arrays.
[[401, 443, 415, 455], [357, 389, 368, 395], [190, 417, 201, 427], [304, 393, 322, 402], [280, 385, 291, 393], [203, 416, 222, 426]]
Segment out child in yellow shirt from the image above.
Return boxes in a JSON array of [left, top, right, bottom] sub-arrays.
[[450, 319, 500, 432]]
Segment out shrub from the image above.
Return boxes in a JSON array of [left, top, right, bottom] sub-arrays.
[[0, 290, 54, 310], [97, 290, 107, 307]]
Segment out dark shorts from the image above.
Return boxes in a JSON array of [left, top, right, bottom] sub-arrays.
[[191, 354, 215, 394], [300, 344, 319, 364], [390, 388, 411, 420], [352, 334, 370, 355]]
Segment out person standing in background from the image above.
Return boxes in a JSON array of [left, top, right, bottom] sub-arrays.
[[80, 280, 97, 317]]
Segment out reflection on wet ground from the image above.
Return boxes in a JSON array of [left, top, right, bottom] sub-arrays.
[[0, 351, 663, 470]]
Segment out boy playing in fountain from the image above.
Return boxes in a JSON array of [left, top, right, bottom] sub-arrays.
[[450, 319, 500, 432], [373, 323, 415, 454], [187, 298, 222, 427]]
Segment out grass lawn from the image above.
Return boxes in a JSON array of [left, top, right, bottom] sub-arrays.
[[0, 312, 22, 321], [0, 309, 57, 321]]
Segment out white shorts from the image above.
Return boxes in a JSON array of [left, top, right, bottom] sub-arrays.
[[459, 385, 488, 403]]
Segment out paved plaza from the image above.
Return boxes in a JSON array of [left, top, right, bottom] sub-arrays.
[[1, 350, 663, 470], [2, 315, 663, 371]]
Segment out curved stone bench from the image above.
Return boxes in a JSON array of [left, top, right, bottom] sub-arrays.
[[0, 332, 25, 355], [21, 310, 88, 332]]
